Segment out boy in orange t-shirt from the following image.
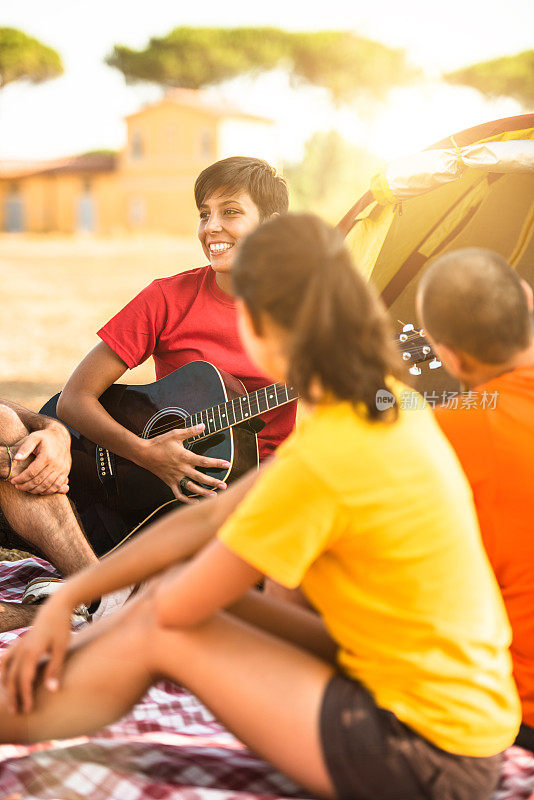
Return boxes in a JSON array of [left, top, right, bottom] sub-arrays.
[[417, 247, 534, 751]]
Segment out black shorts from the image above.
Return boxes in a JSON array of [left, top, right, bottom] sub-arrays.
[[320, 673, 502, 800], [0, 503, 132, 559], [0, 508, 44, 556], [515, 722, 534, 753]]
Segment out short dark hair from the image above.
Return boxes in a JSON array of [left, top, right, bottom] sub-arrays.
[[194, 156, 289, 219], [418, 248, 532, 363], [233, 213, 402, 420]]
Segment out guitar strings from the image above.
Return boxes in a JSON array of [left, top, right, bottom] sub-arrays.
[[140, 332, 434, 439], [145, 384, 292, 439]]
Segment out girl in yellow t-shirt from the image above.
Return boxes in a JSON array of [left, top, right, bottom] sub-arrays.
[[1, 214, 520, 800]]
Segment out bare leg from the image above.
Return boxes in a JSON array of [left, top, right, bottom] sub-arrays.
[[0, 592, 336, 799], [0, 406, 97, 631], [0, 603, 37, 630], [0, 480, 96, 576]]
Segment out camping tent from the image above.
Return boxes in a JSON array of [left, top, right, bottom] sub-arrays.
[[338, 114, 534, 391]]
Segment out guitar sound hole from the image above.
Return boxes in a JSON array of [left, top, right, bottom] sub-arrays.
[[146, 412, 188, 441]]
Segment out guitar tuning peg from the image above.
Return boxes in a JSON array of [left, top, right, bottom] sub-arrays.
[[399, 333, 408, 342], [418, 329, 425, 337], [402, 352, 411, 361], [409, 364, 421, 376], [429, 358, 442, 370], [402, 323, 414, 333], [422, 346, 431, 355]]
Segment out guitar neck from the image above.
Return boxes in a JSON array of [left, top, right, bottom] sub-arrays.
[[144, 325, 436, 444], [182, 382, 298, 443]]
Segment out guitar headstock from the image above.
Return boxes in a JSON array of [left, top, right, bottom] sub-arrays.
[[396, 323, 442, 375]]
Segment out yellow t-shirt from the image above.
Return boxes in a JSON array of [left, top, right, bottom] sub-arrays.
[[218, 385, 521, 757]]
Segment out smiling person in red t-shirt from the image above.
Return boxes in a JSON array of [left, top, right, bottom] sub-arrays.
[[417, 247, 534, 752], [57, 157, 295, 517]]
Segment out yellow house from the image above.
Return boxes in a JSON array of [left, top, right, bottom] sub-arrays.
[[0, 90, 276, 236]]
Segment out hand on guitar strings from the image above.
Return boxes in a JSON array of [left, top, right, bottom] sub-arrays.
[[139, 422, 229, 504], [9, 426, 71, 496]]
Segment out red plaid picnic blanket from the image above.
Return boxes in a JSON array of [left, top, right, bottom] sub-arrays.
[[0, 558, 533, 800]]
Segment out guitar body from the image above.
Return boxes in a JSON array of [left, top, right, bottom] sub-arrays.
[[41, 362, 259, 553]]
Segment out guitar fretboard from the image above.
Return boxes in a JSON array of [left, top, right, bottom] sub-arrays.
[[186, 382, 297, 442], [144, 325, 437, 442], [145, 382, 298, 442]]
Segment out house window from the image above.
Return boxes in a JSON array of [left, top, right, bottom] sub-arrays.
[[129, 197, 146, 227], [77, 185, 96, 232], [166, 127, 176, 154], [131, 131, 144, 160], [3, 183, 26, 232], [200, 129, 214, 159]]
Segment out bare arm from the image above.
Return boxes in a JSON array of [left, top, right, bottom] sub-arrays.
[[57, 342, 231, 503], [0, 467, 261, 711], [155, 542, 337, 664], [57, 342, 143, 466]]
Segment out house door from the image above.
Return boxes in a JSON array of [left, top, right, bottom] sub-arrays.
[[77, 191, 96, 232], [4, 190, 26, 232]]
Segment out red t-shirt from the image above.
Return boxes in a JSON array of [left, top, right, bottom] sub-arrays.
[[98, 266, 296, 460], [434, 365, 534, 726]]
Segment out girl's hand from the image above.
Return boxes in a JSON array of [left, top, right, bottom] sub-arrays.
[[1, 595, 73, 714], [139, 423, 229, 504]]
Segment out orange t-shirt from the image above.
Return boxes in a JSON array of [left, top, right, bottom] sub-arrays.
[[435, 365, 534, 726]]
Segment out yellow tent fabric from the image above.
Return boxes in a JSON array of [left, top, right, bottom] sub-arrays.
[[338, 114, 534, 391]]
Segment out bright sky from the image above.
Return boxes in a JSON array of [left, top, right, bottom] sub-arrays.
[[0, 0, 532, 162]]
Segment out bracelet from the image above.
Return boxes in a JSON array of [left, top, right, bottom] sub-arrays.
[[3, 445, 13, 481]]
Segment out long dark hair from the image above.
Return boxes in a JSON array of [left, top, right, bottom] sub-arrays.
[[233, 213, 402, 420]]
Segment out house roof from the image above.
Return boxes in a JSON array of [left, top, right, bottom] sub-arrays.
[[126, 88, 272, 125], [0, 153, 117, 180], [0, 90, 272, 182]]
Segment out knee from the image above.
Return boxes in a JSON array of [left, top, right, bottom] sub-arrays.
[[130, 588, 200, 658], [0, 405, 28, 445], [120, 590, 162, 646], [114, 585, 199, 660]]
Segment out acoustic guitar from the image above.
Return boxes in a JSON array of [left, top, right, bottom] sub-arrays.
[[40, 327, 438, 554], [40, 361, 297, 552]]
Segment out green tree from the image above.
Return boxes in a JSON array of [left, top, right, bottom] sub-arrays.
[[284, 130, 384, 222], [0, 27, 63, 89], [445, 50, 534, 107], [106, 27, 417, 103]]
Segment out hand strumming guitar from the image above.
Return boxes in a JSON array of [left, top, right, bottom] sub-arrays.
[[135, 422, 229, 504]]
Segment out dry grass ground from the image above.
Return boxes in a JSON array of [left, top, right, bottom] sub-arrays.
[[1, 233, 203, 411], [0, 547, 32, 561]]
